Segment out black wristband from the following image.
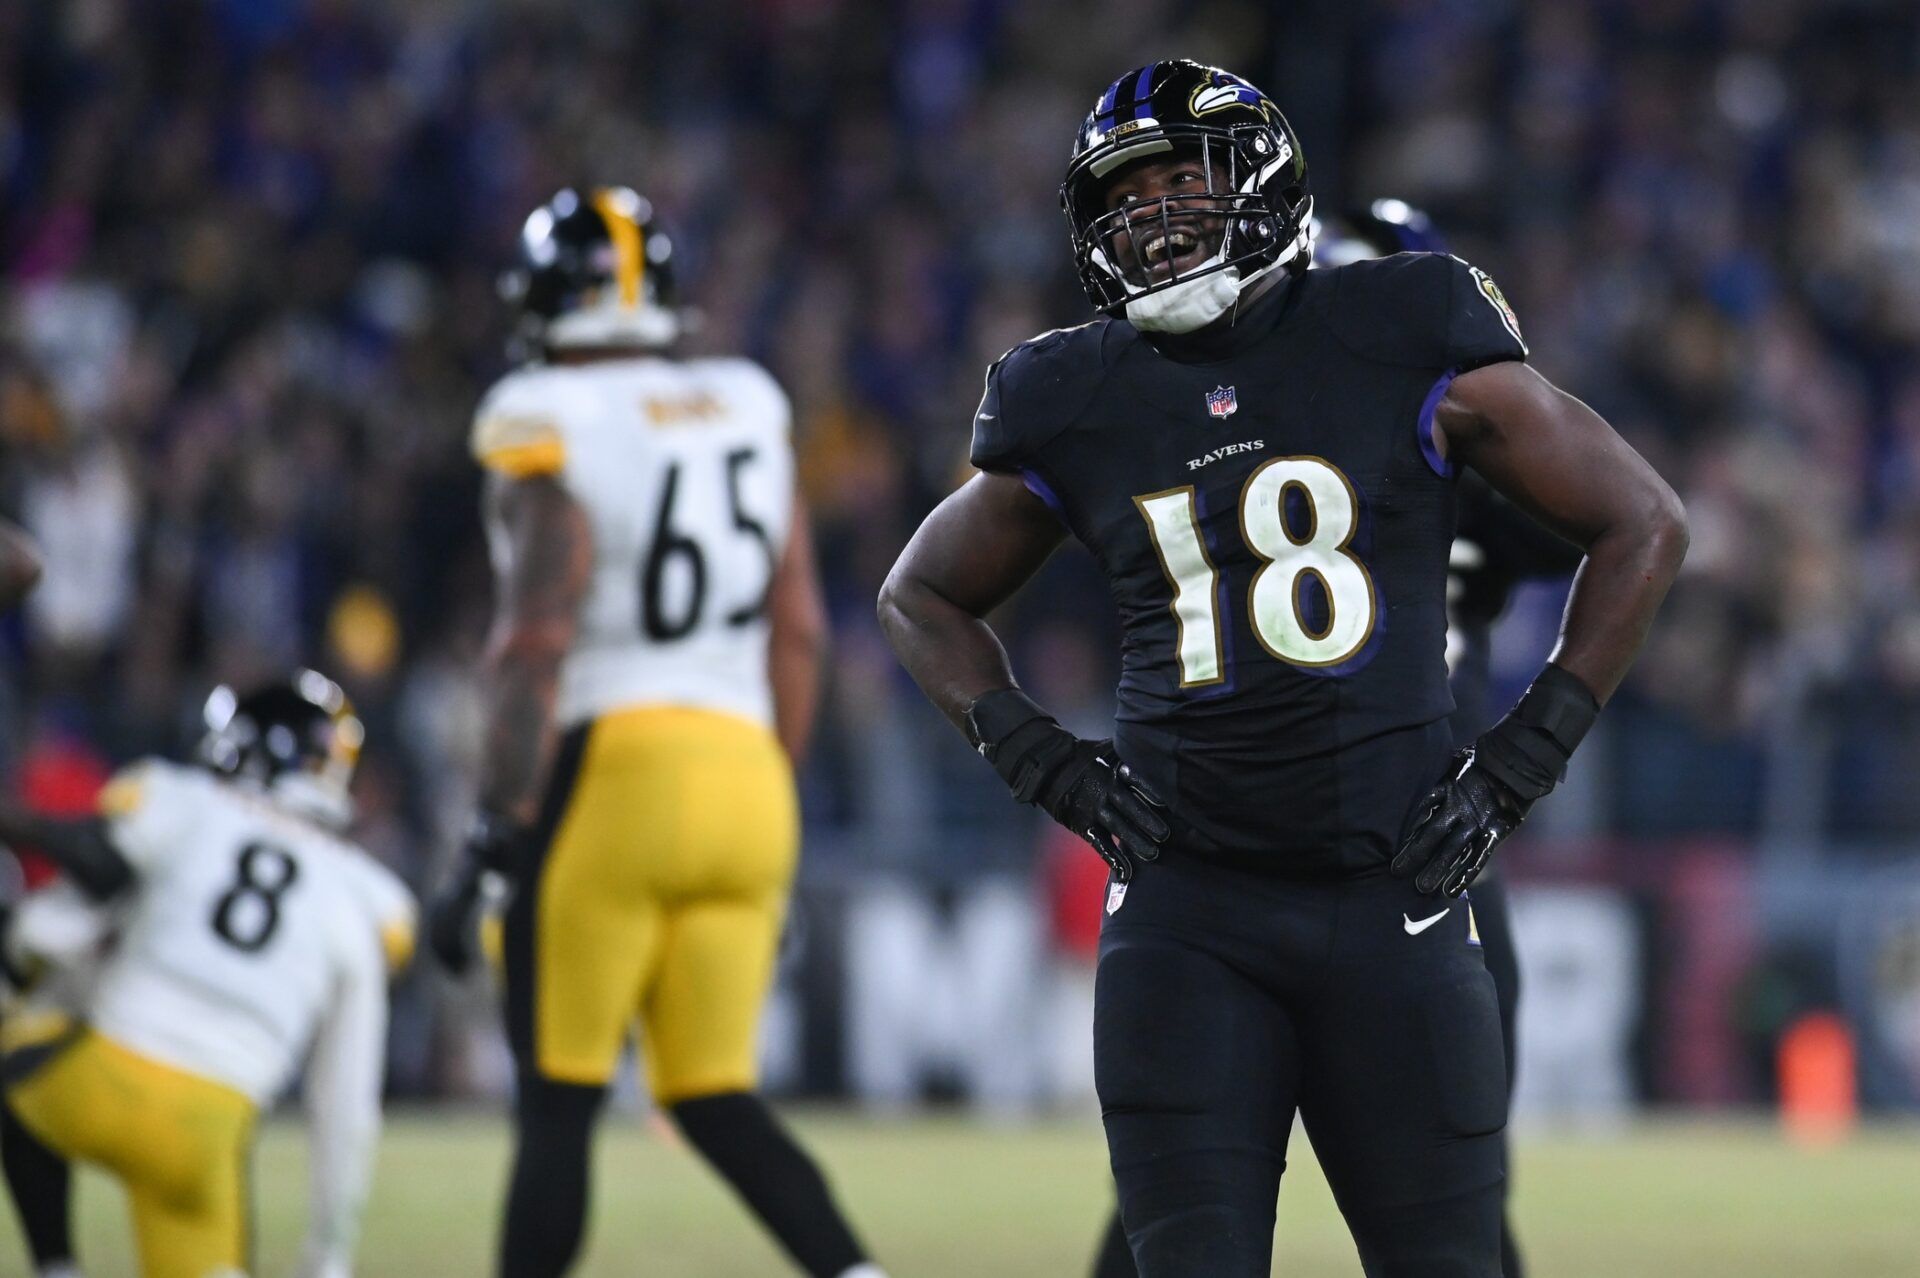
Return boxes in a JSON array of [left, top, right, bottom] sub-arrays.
[[1511, 663, 1601, 755], [964, 688, 1077, 806], [1475, 663, 1601, 805], [964, 688, 1053, 756]]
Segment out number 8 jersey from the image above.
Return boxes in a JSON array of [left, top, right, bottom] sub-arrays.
[[74, 759, 414, 1106], [970, 253, 1529, 876], [471, 356, 796, 730]]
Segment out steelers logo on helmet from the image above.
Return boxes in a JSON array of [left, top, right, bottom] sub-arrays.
[[501, 185, 685, 356], [1062, 61, 1314, 333]]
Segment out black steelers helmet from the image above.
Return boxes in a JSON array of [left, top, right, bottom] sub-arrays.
[[199, 669, 364, 826], [502, 186, 683, 353], [1314, 198, 1449, 269], [1062, 60, 1313, 315]]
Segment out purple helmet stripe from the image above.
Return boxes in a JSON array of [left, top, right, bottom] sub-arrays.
[[1128, 65, 1156, 118], [1096, 73, 1126, 124]]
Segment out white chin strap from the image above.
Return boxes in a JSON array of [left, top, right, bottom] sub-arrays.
[[1124, 248, 1248, 333], [1119, 215, 1312, 334]]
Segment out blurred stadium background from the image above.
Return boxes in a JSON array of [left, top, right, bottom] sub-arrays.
[[5, 0, 1920, 1272]]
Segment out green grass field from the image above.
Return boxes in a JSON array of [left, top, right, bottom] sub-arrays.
[[10, 1109, 1920, 1276]]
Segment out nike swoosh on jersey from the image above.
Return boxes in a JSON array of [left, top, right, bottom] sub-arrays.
[[1402, 908, 1450, 935]]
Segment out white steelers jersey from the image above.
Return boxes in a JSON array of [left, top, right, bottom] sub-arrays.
[[75, 759, 414, 1105], [471, 355, 795, 729]]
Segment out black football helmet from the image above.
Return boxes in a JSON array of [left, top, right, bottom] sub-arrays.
[[501, 186, 683, 353], [1062, 60, 1313, 317], [199, 669, 363, 826], [1314, 198, 1449, 268]]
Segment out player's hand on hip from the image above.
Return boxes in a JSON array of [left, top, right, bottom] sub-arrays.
[[1044, 739, 1171, 883], [1395, 663, 1601, 896], [1390, 749, 1525, 897], [965, 688, 1171, 882]]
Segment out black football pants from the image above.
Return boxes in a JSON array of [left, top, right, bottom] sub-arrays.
[[1096, 852, 1507, 1278]]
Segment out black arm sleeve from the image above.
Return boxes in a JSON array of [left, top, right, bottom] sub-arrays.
[[0, 813, 134, 902]]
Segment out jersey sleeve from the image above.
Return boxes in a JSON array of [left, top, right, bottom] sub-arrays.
[[968, 331, 1093, 473], [98, 760, 199, 873], [471, 371, 567, 479], [342, 851, 418, 974], [723, 358, 794, 441], [1325, 253, 1528, 373], [1441, 254, 1529, 371]]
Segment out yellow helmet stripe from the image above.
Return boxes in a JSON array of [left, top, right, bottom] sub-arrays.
[[591, 189, 644, 308]]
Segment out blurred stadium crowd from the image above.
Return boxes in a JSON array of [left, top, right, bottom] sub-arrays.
[[3, 0, 1920, 1097]]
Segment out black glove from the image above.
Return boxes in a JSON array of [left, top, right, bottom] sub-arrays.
[[426, 813, 529, 975], [1392, 664, 1599, 897], [966, 689, 1171, 882]]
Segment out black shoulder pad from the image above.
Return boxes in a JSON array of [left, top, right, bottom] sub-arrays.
[[1323, 252, 1528, 373], [969, 322, 1115, 473]]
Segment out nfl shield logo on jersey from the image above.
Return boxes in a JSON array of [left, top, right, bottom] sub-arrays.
[[1205, 385, 1238, 419]]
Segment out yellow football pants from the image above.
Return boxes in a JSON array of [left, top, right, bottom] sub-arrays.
[[6, 1029, 255, 1278], [505, 705, 799, 1102]]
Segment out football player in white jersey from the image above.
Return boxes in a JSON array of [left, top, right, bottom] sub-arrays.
[[427, 187, 884, 1278], [0, 671, 414, 1278]]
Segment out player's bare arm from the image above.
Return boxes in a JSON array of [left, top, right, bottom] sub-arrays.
[[0, 804, 131, 901], [476, 472, 594, 825], [1393, 361, 1689, 897], [879, 472, 1168, 880], [877, 471, 1063, 729], [0, 517, 43, 612], [767, 493, 829, 765], [1439, 361, 1688, 702], [426, 472, 590, 974]]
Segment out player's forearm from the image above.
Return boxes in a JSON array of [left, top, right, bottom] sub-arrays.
[[876, 572, 1019, 734], [769, 624, 824, 764], [475, 634, 565, 824], [0, 808, 133, 900], [767, 501, 829, 764], [1547, 498, 1688, 703]]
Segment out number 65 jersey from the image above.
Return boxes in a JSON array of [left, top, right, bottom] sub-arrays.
[[470, 356, 795, 730], [79, 759, 414, 1106], [972, 253, 1530, 877]]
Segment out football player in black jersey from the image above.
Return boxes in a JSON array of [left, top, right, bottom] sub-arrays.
[[878, 61, 1687, 1277], [1320, 201, 1583, 1278], [1083, 199, 1581, 1278]]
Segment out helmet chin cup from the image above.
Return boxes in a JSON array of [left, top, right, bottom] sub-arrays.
[[1124, 252, 1242, 333]]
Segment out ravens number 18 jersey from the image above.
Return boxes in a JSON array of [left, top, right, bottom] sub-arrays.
[[973, 253, 1529, 876]]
